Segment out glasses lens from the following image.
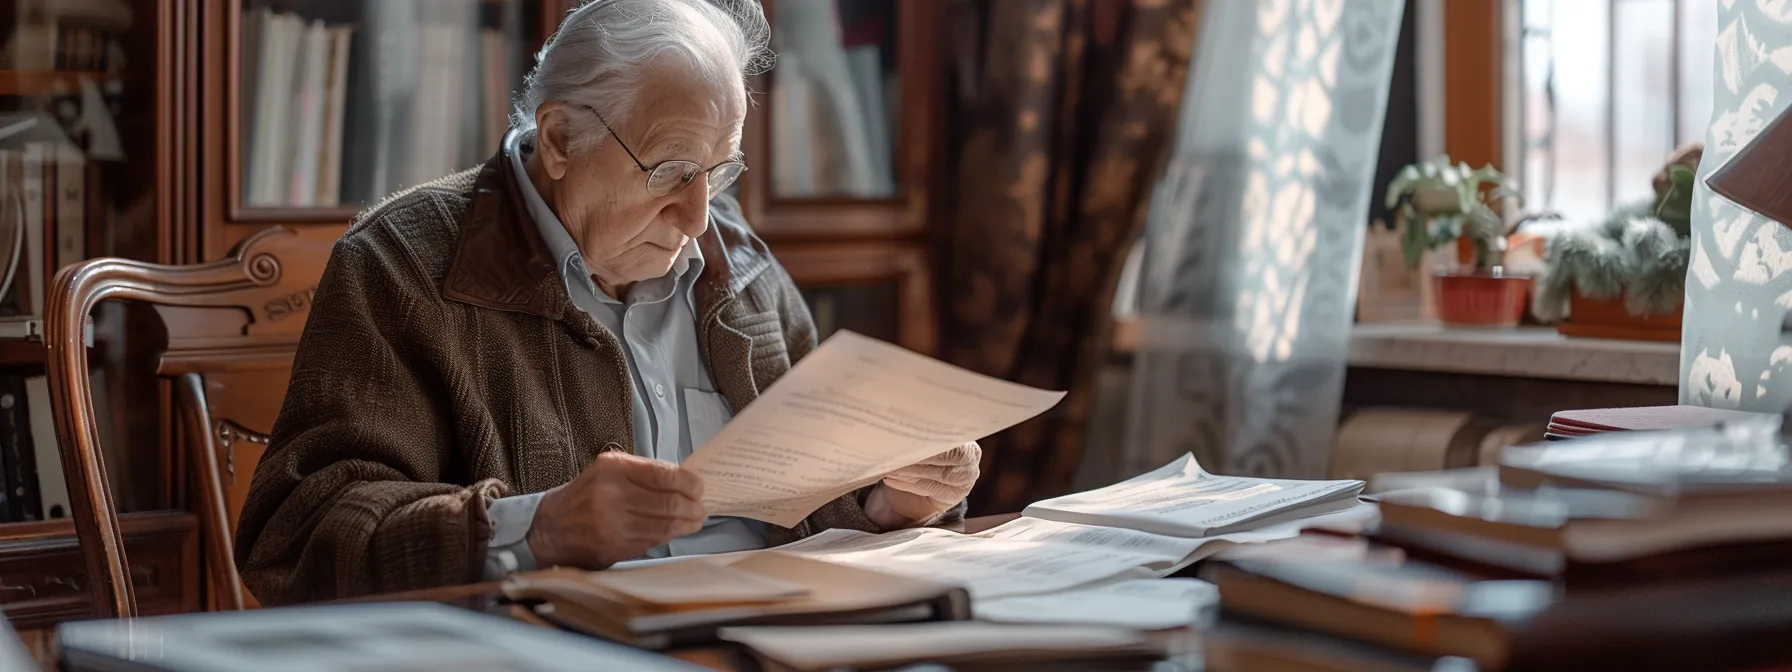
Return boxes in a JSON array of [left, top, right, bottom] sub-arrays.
[[647, 161, 703, 197], [707, 163, 745, 198]]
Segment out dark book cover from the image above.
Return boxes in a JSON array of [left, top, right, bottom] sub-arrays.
[[0, 375, 42, 522]]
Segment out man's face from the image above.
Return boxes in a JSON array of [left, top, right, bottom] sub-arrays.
[[536, 63, 746, 288]]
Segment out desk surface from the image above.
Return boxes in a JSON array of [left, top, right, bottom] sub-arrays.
[[358, 514, 1024, 670]]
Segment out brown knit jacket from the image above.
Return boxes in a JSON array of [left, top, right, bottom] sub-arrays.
[[234, 145, 962, 606]]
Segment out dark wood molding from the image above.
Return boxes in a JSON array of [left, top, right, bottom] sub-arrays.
[[775, 241, 936, 356]]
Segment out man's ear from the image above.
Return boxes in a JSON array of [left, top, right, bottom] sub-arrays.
[[535, 103, 573, 181]]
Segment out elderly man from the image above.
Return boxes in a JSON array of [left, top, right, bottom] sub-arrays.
[[234, 0, 980, 605]]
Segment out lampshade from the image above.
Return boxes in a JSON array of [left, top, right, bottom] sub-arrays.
[[1708, 105, 1792, 225]]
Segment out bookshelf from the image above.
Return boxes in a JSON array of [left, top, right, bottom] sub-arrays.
[[0, 0, 187, 634], [0, 71, 109, 97], [0, 0, 951, 640]]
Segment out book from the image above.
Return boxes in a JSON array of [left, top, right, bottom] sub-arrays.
[[1548, 405, 1772, 434], [56, 601, 704, 671], [0, 375, 40, 521], [25, 376, 67, 519], [501, 551, 971, 650], [287, 19, 328, 207], [1204, 618, 1466, 672], [1369, 484, 1792, 576], [1021, 452, 1365, 538], [1201, 538, 1792, 671], [720, 622, 1164, 672], [1199, 546, 1556, 670], [1497, 425, 1792, 500]]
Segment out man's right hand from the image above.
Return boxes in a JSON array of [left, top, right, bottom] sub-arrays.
[[526, 451, 707, 569]]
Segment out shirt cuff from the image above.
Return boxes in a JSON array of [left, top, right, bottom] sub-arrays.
[[482, 491, 546, 580]]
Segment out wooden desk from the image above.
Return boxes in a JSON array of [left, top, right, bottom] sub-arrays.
[[345, 514, 1023, 670]]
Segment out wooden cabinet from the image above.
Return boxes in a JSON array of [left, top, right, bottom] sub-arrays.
[[200, 0, 555, 259], [743, 0, 944, 354], [0, 0, 191, 626], [0, 0, 949, 635], [1, 512, 199, 630]]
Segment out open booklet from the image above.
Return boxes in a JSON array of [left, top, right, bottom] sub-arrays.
[[1021, 452, 1365, 537], [681, 331, 1066, 527], [772, 453, 1371, 602]]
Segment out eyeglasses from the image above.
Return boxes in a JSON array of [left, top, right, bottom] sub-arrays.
[[580, 105, 746, 199]]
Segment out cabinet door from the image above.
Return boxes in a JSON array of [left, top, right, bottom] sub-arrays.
[[740, 0, 939, 240], [0, 0, 180, 517], [778, 242, 934, 355], [209, 0, 546, 257]]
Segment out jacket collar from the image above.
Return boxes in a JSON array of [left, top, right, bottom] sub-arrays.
[[443, 128, 773, 321]]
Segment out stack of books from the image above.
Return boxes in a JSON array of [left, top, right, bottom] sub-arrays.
[[1198, 423, 1792, 671]]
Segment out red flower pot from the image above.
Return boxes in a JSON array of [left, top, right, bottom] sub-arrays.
[[1556, 290, 1683, 342], [1432, 270, 1532, 327]]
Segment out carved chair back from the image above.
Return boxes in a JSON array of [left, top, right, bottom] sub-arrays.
[[45, 227, 333, 618]]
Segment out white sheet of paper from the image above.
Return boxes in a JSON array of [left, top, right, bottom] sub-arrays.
[[973, 578, 1219, 630], [719, 622, 1146, 670], [1023, 453, 1364, 537], [681, 331, 1065, 526], [773, 527, 1173, 600], [973, 517, 1211, 560]]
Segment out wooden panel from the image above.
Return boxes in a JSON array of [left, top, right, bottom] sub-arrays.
[[775, 242, 935, 355], [1443, 0, 1504, 170], [0, 512, 199, 631]]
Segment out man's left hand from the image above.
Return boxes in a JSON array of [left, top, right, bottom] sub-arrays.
[[865, 441, 981, 530]]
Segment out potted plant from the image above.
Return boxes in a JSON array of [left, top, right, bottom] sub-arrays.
[[1531, 146, 1698, 342], [1387, 155, 1529, 327]]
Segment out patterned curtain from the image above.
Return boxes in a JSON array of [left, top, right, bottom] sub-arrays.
[[1123, 0, 1405, 479], [939, 0, 1201, 514], [1681, 2, 1792, 410]]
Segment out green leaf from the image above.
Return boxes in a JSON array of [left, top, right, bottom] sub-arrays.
[[1399, 211, 1430, 268]]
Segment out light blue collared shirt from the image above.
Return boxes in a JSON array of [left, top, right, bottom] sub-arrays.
[[483, 130, 766, 578]]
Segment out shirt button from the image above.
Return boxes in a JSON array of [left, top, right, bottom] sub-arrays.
[[654, 383, 666, 398]]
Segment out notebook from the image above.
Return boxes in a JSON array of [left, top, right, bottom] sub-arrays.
[[719, 622, 1164, 672], [501, 550, 971, 650], [55, 601, 701, 671], [1547, 405, 1772, 434]]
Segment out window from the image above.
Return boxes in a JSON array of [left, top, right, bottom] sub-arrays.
[[1515, 0, 1717, 224]]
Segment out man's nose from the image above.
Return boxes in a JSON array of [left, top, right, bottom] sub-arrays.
[[676, 180, 712, 237]]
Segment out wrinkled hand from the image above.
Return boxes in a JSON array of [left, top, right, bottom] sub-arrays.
[[866, 441, 981, 530], [527, 451, 706, 569]]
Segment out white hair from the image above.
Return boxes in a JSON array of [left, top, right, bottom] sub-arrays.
[[513, 0, 772, 156]]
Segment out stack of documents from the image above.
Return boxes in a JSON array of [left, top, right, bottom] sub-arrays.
[[668, 331, 1367, 631], [773, 453, 1368, 628]]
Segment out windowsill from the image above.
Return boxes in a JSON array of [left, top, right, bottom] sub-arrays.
[[1347, 322, 1679, 386], [1107, 318, 1679, 387]]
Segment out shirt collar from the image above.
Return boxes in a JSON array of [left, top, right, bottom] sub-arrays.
[[504, 129, 704, 301]]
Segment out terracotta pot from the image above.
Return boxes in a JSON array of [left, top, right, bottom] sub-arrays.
[[1556, 291, 1683, 342], [1432, 270, 1532, 327]]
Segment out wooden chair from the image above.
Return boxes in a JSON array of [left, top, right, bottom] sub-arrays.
[[44, 227, 336, 619]]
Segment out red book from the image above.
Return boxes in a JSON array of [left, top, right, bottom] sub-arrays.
[[1549, 405, 1772, 433]]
